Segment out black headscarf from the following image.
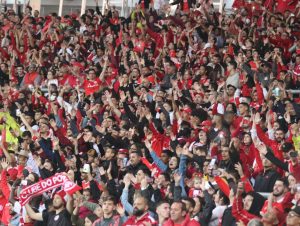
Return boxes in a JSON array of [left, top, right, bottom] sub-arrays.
[[247, 191, 266, 216]]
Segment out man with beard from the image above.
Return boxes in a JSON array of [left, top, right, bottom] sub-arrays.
[[259, 142, 300, 182], [93, 195, 127, 226], [255, 113, 286, 163], [260, 178, 293, 219], [254, 152, 281, 192], [25, 190, 74, 226], [123, 196, 156, 226]]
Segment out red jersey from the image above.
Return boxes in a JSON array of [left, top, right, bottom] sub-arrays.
[[123, 212, 156, 226], [82, 78, 101, 95]]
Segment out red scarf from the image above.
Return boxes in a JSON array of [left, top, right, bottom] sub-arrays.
[[19, 173, 81, 205]]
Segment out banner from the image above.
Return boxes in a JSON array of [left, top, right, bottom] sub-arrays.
[[19, 173, 81, 206]]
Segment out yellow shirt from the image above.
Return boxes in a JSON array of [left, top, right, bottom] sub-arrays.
[[0, 112, 20, 151]]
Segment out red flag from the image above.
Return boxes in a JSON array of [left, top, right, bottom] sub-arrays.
[[215, 176, 230, 197]]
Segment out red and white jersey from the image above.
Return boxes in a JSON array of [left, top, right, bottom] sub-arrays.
[[123, 212, 157, 226]]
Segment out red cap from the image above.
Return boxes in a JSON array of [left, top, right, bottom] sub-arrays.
[[181, 107, 192, 114], [178, 137, 187, 145], [201, 120, 212, 127], [199, 127, 209, 133], [54, 190, 67, 205], [118, 149, 129, 155]]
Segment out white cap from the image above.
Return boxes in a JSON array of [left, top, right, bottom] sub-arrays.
[[81, 164, 91, 174], [204, 43, 211, 49]]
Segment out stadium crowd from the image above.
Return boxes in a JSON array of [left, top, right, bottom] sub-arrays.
[[0, 0, 300, 225]]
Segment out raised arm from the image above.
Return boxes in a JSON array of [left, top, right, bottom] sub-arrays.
[[25, 203, 43, 221]]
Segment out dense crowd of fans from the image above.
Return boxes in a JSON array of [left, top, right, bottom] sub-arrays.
[[0, 0, 300, 225]]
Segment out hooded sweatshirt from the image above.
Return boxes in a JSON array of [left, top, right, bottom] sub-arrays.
[[232, 192, 266, 225]]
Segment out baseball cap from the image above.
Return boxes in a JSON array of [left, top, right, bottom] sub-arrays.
[[290, 206, 300, 216], [80, 164, 91, 174], [201, 120, 212, 127], [181, 107, 192, 114], [54, 190, 67, 205], [118, 149, 129, 155]]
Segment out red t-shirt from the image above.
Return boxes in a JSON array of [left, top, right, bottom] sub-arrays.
[[58, 74, 78, 88], [82, 78, 101, 95], [183, 0, 189, 12]]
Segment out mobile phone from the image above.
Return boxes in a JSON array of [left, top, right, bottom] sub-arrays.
[[16, 109, 21, 116], [209, 158, 217, 167], [123, 158, 128, 167]]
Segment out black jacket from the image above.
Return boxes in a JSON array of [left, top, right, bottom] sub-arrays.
[[221, 206, 236, 226], [254, 169, 280, 192], [197, 191, 216, 226]]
